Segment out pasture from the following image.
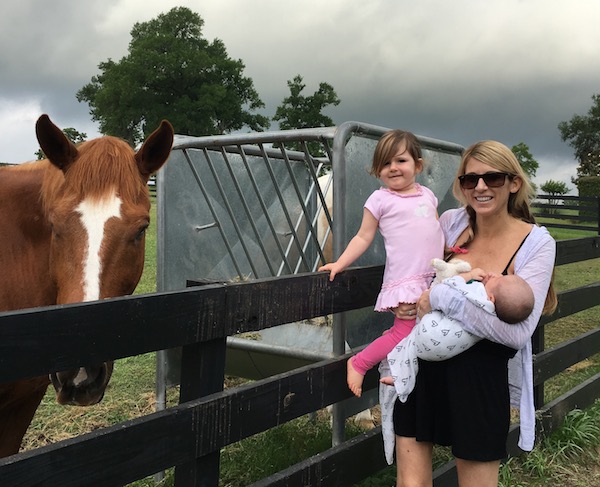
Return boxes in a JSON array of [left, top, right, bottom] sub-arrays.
[[16, 198, 600, 486]]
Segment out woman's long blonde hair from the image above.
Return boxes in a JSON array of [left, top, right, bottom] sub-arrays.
[[453, 140, 557, 315]]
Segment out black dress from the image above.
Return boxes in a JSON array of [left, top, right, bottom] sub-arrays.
[[393, 339, 517, 461], [393, 236, 528, 461]]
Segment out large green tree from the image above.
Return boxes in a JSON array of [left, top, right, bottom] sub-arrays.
[[511, 142, 538, 180], [558, 93, 600, 181], [511, 142, 539, 193], [273, 75, 340, 131], [273, 75, 340, 155], [77, 7, 269, 146]]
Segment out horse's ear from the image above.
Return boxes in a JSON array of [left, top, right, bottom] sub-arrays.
[[135, 120, 174, 181], [35, 114, 79, 172]]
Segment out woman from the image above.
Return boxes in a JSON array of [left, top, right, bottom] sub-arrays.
[[388, 140, 557, 486]]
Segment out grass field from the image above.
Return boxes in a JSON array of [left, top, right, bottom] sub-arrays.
[[19, 207, 600, 486]]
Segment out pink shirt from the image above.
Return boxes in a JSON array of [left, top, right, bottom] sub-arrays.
[[364, 184, 444, 310]]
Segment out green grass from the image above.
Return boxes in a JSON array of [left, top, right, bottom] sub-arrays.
[[134, 200, 158, 296], [20, 204, 600, 486]]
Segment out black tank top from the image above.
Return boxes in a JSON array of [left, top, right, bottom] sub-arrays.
[[501, 231, 531, 275]]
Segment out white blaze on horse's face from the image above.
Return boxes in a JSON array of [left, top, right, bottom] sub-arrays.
[[75, 191, 122, 302]]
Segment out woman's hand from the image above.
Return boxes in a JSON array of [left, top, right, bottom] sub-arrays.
[[416, 289, 432, 318], [394, 302, 417, 320]]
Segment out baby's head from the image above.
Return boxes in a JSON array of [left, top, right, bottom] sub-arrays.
[[485, 274, 534, 324]]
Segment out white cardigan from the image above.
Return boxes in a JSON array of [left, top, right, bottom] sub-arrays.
[[379, 207, 556, 464]]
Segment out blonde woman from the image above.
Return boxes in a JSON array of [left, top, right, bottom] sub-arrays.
[[390, 140, 557, 486]]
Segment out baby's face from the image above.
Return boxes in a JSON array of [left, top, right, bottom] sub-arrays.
[[482, 273, 502, 292], [482, 273, 514, 298]]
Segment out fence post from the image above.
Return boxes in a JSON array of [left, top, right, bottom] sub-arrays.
[[532, 326, 545, 409], [174, 338, 227, 487], [174, 280, 228, 487], [597, 196, 600, 234]]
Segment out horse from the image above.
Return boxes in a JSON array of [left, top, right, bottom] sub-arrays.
[[0, 114, 174, 457]]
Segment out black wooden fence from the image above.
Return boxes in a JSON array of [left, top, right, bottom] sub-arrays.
[[533, 195, 600, 234], [0, 237, 599, 486]]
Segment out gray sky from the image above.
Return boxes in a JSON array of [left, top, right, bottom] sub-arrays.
[[1, 0, 599, 192]]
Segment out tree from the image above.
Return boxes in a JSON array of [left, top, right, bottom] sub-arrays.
[[273, 75, 340, 155], [558, 93, 600, 182], [274, 75, 340, 130], [77, 7, 269, 146], [540, 179, 569, 212], [540, 179, 569, 196], [511, 142, 539, 193], [35, 127, 87, 160]]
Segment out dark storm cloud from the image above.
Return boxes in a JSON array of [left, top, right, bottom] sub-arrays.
[[1, 0, 599, 190]]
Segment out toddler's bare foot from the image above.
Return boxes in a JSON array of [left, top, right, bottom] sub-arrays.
[[347, 358, 364, 397], [379, 376, 393, 386]]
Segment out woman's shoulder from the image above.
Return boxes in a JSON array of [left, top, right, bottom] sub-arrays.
[[440, 207, 467, 223], [514, 223, 555, 265], [439, 208, 469, 245], [525, 223, 555, 249], [439, 207, 468, 229]]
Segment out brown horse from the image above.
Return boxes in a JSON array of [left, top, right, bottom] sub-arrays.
[[0, 114, 173, 457]]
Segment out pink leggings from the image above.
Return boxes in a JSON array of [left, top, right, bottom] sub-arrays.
[[351, 317, 416, 376]]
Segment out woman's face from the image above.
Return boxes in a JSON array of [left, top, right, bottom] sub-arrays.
[[461, 157, 520, 217]]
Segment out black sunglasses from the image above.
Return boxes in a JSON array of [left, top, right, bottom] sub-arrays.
[[458, 172, 512, 189]]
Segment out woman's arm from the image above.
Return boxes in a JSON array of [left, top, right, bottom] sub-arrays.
[[429, 227, 556, 350]]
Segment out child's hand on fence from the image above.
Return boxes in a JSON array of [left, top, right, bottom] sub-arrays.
[[318, 261, 345, 281]]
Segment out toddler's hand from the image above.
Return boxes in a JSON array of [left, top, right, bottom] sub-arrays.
[[318, 262, 343, 281]]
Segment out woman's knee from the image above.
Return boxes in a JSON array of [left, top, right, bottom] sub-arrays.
[[454, 457, 500, 487], [395, 436, 433, 487]]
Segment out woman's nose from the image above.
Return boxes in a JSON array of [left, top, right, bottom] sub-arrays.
[[474, 177, 488, 189]]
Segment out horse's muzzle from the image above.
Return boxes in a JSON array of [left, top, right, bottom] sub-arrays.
[[50, 362, 114, 406]]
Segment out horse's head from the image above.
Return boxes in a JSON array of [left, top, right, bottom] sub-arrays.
[[36, 114, 173, 405]]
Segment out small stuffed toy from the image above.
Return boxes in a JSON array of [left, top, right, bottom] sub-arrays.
[[431, 258, 471, 286]]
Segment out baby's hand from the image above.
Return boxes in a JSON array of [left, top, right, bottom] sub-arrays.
[[481, 271, 501, 285], [379, 376, 394, 386], [462, 267, 487, 282]]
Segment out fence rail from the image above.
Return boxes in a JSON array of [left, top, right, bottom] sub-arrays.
[[0, 238, 599, 486], [533, 194, 600, 233]]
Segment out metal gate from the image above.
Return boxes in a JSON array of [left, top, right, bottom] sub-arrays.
[[156, 121, 463, 410]]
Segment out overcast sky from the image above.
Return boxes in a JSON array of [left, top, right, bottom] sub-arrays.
[[1, 0, 599, 192]]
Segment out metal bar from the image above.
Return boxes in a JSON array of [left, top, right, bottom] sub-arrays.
[[236, 145, 294, 275], [276, 144, 318, 274], [201, 147, 260, 278], [182, 149, 245, 277], [254, 144, 307, 276], [218, 145, 277, 276], [172, 127, 337, 151]]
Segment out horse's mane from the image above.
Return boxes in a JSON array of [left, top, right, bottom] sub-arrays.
[[41, 137, 148, 213]]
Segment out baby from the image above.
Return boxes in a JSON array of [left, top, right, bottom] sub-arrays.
[[382, 259, 535, 402]]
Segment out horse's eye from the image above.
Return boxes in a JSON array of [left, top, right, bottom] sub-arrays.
[[135, 225, 148, 241], [49, 222, 61, 238]]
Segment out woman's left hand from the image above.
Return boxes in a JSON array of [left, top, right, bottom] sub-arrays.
[[394, 302, 417, 319]]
